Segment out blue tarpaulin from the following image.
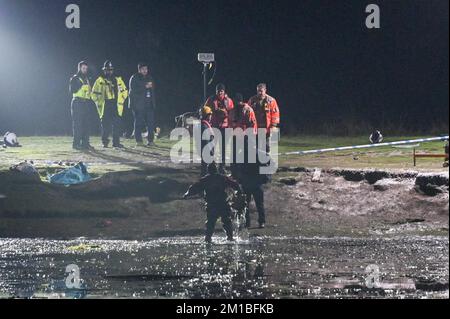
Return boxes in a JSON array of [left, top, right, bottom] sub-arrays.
[[48, 162, 92, 185]]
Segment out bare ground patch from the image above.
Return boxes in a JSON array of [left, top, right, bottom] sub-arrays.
[[0, 166, 448, 239]]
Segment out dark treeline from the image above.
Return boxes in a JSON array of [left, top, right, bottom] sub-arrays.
[[0, 0, 448, 137]]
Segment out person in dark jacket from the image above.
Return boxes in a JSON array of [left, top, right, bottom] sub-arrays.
[[69, 61, 94, 150], [183, 163, 241, 243], [231, 151, 270, 229], [129, 63, 157, 146]]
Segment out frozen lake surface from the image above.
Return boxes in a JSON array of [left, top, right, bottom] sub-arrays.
[[0, 236, 448, 299]]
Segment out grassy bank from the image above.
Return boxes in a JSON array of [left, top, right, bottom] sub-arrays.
[[0, 135, 447, 175]]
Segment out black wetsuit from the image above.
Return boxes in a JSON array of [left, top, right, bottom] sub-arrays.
[[185, 173, 240, 240], [232, 159, 270, 227]]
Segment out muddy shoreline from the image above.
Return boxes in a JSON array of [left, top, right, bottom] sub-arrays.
[[1, 165, 448, 299]]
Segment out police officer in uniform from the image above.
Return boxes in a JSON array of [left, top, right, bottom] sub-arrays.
[[92, 61, 129, 148], [69, 61, 94, 150]]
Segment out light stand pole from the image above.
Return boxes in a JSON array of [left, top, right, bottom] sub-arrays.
[[202, 62, 208, 104], [197, 53, 215, 105]]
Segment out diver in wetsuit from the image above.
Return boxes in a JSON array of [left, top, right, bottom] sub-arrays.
[[183, 163, 241, 243]]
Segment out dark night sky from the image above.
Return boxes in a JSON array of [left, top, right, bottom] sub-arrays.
[[0, 0, 448, 136]]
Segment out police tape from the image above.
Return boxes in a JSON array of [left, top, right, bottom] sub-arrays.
[[280, 136, 449, 156]]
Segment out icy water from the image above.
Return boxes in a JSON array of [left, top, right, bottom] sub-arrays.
[[0, 236, 448, 299]]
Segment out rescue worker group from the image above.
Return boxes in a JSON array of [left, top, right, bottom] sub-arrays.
[[70, 60, 281, 243]]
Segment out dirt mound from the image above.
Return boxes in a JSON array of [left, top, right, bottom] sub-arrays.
[[0, 168, 192, 219], [415, 172, 449, 196], [330, 169, 418, 184], [278, 167, 420, 184], [71, 170, 188, 203]]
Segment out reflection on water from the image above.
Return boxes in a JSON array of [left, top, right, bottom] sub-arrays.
[[0, 236, 448, 299]]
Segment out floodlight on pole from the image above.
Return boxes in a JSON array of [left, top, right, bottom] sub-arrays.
[[198, 53, 215, 104]]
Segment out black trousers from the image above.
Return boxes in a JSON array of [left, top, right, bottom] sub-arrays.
[[256, 131, 271, 154], [201, 140, 212, 176], [71, 98, 91, 147], [101, 101, 122, 146], [217, 128, 231, 172], [243, 184, 265, 225], [206, 205, 233, 239], [233, 135, 251, 164], [133, 107, 155, 143], [121, 107, 135, 138], [200, 137, 214, 176]]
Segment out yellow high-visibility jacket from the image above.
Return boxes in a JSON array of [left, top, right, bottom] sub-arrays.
[[72, 77, 92, 100], [91, 76, 128, 118]]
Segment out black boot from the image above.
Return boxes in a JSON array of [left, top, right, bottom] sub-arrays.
[[223, 222, 234, 241], [102, 138, 110, 148], [81, 143, 95, 151], [205, 220, 215, 244]]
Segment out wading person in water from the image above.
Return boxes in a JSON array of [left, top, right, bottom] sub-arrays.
[[183, 163, 241, 243]]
